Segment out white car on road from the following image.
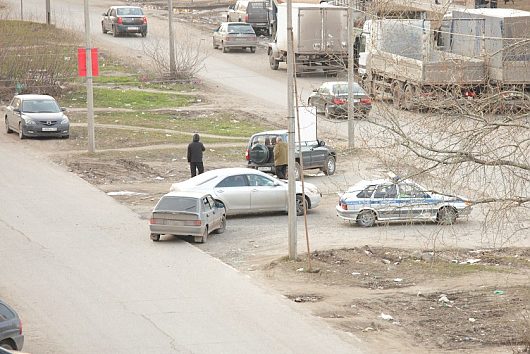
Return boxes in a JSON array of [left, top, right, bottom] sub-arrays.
[[171, 168, 321, 216], [337, 178, 473, 227]]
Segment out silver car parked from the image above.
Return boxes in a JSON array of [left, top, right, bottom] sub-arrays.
[[4, 94, 70, 139], [212, 22, 257, 53], [336, 177, 473, 227], [170, 168, 321, 216], [149, 191, 226, 243]]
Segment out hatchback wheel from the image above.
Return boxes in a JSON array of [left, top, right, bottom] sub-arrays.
[[269, 52, 279, 70], [0, 342, 14, 350], [102, 23, 107, 34], [357, 210, 376, 227], [150, 233, 160, 242], [195, 228, 208, 243], [215, 216, 226, 234], [250, 47, 256, 53], [18, 123, 25, 139], [141, 31, 147, 38], [112, 26, 118, 37], [5, 118, 12, 134], [222, 42, 229, 53]]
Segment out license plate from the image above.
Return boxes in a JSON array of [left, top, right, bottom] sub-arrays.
[[42, 127, 57, 132], [128, 26, 139, 31], [258, 166, 272, 171]]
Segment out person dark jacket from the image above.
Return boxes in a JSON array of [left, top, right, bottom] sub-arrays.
[[187, 133, 206, 177], [188, 133, 205, 163]]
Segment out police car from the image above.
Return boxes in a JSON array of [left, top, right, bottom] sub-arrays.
[[336, 177, 473, 227]]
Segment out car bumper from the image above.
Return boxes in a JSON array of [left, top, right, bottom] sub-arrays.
[[336, 205, 359, 221], [457, 206, 472, 217], [248, 163, 276, 173], [224, 40, 257, 48], [117, 24, 147, 33], [23, 125, 69, 137], [330, 105, 371, 117], [149, 224, 205, 237], [11, 334, 24, 350], [308, 192, 321, 209]]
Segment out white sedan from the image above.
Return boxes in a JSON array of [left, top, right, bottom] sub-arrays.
[[170, 168, 321, 216], [336, 178, 473, 227]]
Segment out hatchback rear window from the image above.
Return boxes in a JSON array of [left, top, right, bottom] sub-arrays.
[[228, 24, 255, 34], [248, 2, 267, 9], [155, 197, 198, 212]]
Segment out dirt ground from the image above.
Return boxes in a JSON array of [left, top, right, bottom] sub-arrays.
[[5, 2, 529, 353]]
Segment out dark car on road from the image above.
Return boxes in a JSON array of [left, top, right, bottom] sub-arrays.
[[102, 6, 147, 37], [226, 0, 270, 35], [246, 129, 336, 180], [4, 94, 70, 139], [308, 81, 372, 119], [0, 300, 24, 351]]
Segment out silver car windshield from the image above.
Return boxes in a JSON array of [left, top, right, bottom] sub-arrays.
[[22, 99, 61, 113], [227, 25, 255, 34], [155, 197, 198, 212], [117, 7, 143, 16]]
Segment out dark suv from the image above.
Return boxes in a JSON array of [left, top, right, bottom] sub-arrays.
[[226, 0, 270, 35], [0, 300, 24, 351], [246, 129, 336, 180]]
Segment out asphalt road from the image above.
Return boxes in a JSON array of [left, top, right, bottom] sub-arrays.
[[0, 133, 367, 353]]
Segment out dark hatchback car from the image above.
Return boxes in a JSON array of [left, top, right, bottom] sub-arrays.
[[102, 6, 147, 37], [0, 300, 24, 351], [246, 129, 336, 180], [4, 94, 70, 139], [308, 81, 372, 119]]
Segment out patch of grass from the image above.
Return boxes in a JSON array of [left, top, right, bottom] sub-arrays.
[[68, 126, 231, 150], [406, 259, 513, 276], [93, 75, 140, 86], [61, 87, 195, 110], [68, 111, 275, 137]]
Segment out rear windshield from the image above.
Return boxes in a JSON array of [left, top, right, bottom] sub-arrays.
[[334, 83, 364, 95], [227, 24, 255, 34], [248, 2, 267, 9], [117, 7, 144, 16], [22, 99, 61, 113], [155, 197, 198, 212]]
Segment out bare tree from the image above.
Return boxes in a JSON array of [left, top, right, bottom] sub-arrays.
[[142, 32, 207, 82]]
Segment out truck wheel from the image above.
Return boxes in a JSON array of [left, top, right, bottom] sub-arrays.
[[402, 84, 416, 111], [269, 53, 279, 70], [392, 83, 403, 109]]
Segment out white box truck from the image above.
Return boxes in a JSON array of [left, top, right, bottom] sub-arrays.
[[267, 3, 349, 75]]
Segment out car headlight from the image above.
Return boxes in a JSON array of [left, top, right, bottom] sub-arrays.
[[23, 118, 36, 125], [60, 117, 69, 124]]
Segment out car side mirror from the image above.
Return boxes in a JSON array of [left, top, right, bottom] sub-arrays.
[[228, 5, 235, 10], [102, 13, 107, 16], [61, 107, 66, 112], [312, 88, 318, 92], [319, 140, 326, 147], [13, 108, 20, 113], [216, 201, 225, 208]]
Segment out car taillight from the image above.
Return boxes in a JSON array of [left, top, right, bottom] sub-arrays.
[[244, 14, 249, 22], [117, 17, 123, 24], [149, 218, 156, 224], [464, 90, 476, 98], [332, 97, 346, 105], [185, 220, 201, 226], [143, 16, 147, 24], [245, 149, 250, 161], [360, 97, 371, 104], [340, 203, 348, 210]]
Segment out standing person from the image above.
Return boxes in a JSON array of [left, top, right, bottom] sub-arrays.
[[187, 133, 205, 177], [273, 136, 288, 179]]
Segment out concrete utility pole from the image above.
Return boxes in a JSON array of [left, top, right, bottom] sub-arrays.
[[347, 0, 355, 148], [168, 0, 177, 78], [84, 0, 95, 153], [45, 0, 50, 24], [20, 0, 23, 20], [286, 0, 297, 260]]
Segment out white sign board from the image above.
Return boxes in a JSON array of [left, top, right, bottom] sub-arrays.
[[295, 106, 317, 142]]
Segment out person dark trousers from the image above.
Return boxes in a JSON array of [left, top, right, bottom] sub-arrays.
[[187, 133, 205, 177], [273, 136, 288, 179]]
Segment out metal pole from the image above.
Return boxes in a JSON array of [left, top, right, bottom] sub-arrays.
[[347, 0, 355, 148], [46, 0, 50, 24], [287, 0, 297, 260], [168, 0, 177, 78], [84, 0, 95, 153], [20, 0, 23, 20]]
